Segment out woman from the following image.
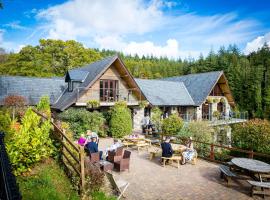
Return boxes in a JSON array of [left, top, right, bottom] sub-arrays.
[[182, 137, 196, 164], [85, 130, 99, 146]]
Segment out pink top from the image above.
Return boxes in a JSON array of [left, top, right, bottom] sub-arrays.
[[78, 137, 86, 146]]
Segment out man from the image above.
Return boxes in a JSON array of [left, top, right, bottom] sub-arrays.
[[85, 130, 99, 146], [85, 137, 103, 160], [105, 139, 122, 159], [161, 137, 174, 158]]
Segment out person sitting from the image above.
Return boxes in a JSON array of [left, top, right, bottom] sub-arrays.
[[85, 130, 99, 146], [77, 134, 86, 146], [105, 139, 122, 159], [182, 137, 196, 164], [85, 137, 103, 160], [161, 137, 174, 158]]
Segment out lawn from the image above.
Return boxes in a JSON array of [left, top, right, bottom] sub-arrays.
[[17, 159, 80, 200]]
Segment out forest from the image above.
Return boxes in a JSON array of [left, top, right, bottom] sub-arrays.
[[0, 39, 270, 119]]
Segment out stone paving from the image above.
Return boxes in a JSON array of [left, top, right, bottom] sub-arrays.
[[99, 138, 265, 200]]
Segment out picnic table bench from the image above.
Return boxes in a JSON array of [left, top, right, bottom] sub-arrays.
[[247, 180, 270, 198], [161, 156, 182, 168], [219, 164, 237, 186]]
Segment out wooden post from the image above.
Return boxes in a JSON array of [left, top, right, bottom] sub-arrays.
[[249, 150, 254, 159], [79, 145, 85, 193], [210, 144, 214, 160]]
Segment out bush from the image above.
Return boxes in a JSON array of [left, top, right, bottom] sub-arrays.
[[37, 96, 51, 118], [3, 95, 27, 120], [151, 107, 163, 132], [162, 114, 183, 135], [109, 101, 132, 138], [6, 108, 54, 175], [87, 100, 100, 109], [232, 119, 270, 154], [0, 110, 11, 133], [58, 108, 106, 138], [184, 121, 214, 157]]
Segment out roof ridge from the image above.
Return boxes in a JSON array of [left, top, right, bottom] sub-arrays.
[[0, 75, 64, 80], [163, 70, 223, 79]]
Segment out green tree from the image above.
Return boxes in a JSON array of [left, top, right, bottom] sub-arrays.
[[109, 101, 132, 138]]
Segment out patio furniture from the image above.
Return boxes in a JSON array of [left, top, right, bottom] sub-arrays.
[[106, 172, 129, 200], [219, 164, 237, 186], [148, 147, 161, 160], [161, 156, 182, 168], [108, 147, 124, 163], [99, 160, 114, 172], [89, 152, 100, 163], [114, 150, 131, 172], [247, 180, 270, 198], [231, 158, 270, 182]]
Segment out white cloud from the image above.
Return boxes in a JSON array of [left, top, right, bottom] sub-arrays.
[[0, 29, 25, 52], [37, 0, 164, 39], [4, 21, 28, 30], [244, 32, 270, 54], [35, 0, 261, 58]]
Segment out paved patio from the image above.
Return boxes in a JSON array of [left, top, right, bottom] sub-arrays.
[[100, 138, 263, 200]]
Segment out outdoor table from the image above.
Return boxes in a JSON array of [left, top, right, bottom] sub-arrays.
[[231, 158, 270, 182], [99, 160, 113, 172]]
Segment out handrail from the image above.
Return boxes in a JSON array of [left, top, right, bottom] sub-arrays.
[[32, 109, 85, 193], [0, 132, 22, 200]]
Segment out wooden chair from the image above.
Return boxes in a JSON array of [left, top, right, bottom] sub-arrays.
[[89, 152, 100, 163], [114, 150, 131, 172], [108, 147, 124, 163], [106, 172, 129, 200]]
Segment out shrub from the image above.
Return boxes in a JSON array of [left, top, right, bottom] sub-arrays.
[[232, 119, 270, 154], [212, 111, 220, 119], [0, 110, 11, 133], [162, 114, 183, 135], [87, 100, 100, 109], [109, 101, 132, 138], [150, 107, 163, 132], [6, 108, 54, 175], [37, 96, 51, 118], [58, 108, 105, 138], [185, 121, 214, 157], [138, 100, 149, 109]]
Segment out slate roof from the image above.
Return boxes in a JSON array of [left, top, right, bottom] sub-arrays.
[[135, 79, 194, 106], [52, 55, 118, 111], [163, 71, 223, 106], [0, 76, 66, 105], [65, 70, 89, 82]]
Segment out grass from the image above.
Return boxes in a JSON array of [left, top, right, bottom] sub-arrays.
[[91, 191, 117, 200], [17, 159, 80, 200]]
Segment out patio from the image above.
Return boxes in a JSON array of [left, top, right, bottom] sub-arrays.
[[99, 138, 261, 200]]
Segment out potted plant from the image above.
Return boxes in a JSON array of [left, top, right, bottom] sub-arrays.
[[87, 100, 100, 109], [212, 111, 220, 120], [206, 97, 214, 103], [220, 97, 226, 103], [139, 100, 149, 109]]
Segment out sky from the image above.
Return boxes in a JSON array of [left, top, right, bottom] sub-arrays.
[[0, 0, 270, 59]]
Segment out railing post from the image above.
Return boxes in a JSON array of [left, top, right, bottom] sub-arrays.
[[210, 144, 215, 160], [249, 150, 254, 159], [79, 145, 85, 193]]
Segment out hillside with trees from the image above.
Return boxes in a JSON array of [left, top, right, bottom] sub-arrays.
[[0, 39, 270, 119]]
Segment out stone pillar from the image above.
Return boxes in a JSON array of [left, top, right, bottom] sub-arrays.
[[196, 105, 202, 121], [133, 107, 144, 131], [226, 126, 232, 146]]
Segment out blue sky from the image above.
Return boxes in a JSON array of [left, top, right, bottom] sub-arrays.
[[1, 0, 270, 59]]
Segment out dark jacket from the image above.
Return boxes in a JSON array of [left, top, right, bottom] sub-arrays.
[[161, 142, 174, 157], [86, 141, 98, 153]]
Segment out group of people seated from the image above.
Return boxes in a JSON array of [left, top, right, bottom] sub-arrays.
[[161, 136, 196, 165], [77, 130, 122, 161]]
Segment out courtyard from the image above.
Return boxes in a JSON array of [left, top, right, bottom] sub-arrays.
[[99, 138, 261, 200]]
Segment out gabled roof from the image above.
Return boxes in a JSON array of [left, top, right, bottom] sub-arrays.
[[135, 79, 194, 106], [0, 76, 66, 105], [52, 55, 144, 111], [163, 71, 223, 106]]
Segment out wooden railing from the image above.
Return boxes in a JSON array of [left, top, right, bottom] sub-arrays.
[[33, 110, 85, 194], [160, 134, 270, 164]]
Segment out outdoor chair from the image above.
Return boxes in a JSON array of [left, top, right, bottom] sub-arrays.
[[106, 172, 129, 200], [108, 146, 124, 163], [114, 150, 131, 172], [89, 152, 100, 163]]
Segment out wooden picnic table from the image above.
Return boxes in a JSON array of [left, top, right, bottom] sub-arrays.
[[231, 158, 270, 181]]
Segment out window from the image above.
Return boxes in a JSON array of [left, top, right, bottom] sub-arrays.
[[100, 80, 119, 101], [68, 81, 73, 92]]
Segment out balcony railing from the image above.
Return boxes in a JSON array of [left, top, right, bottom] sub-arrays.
[[75, 87, 141, 105], [179, 111, 248, 125]]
